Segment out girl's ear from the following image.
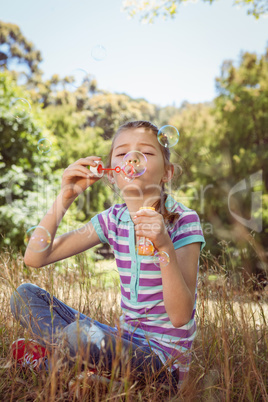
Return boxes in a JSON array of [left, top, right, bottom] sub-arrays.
[[162, 165, 174, 183]]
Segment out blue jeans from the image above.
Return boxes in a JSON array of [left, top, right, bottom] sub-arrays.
[[10, 283, 179, 390]]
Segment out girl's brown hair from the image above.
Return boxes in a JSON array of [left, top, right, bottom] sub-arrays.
[[106, 120, 182, 227]]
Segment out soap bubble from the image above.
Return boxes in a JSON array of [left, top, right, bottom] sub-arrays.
[[37, 138, 52, 153], [136, 237, 155, 256], [153, 251, 170, 267], [120, 151, 147, 182], [91, 45, 107, 61], [69, 69, 91, 89], [157, 125, 179, 148], [11, 98, 31, 122], [24, 226, 51, 253]]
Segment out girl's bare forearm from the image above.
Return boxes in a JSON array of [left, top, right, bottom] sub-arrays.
[[159, 241, 194, 327]]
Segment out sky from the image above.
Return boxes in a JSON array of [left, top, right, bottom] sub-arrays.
[[1, 0, 268, 107]]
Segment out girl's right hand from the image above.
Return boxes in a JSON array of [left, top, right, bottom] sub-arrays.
[[61, 156, 102, 201]]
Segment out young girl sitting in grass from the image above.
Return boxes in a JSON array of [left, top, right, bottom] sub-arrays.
[[10, 120, 206, 392]]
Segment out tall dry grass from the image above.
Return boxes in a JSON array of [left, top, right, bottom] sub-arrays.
[[0, 247, 267, 401]]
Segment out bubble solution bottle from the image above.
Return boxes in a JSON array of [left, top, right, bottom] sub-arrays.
[[136, 207, 155, 256]]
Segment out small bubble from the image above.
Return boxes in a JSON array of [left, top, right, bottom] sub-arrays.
[[91, 45, 107, 61], [37, 138, 52, 153], [153, 251, 170, 267], [157, 125, 179, 148], [69, 69, 91, 89], [10, 98, 31, 122], [24, 226, 51, 253]]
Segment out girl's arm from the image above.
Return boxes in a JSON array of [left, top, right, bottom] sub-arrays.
[[133, 208, 201, 328], [24, 156, 102, 268], [157, 240, 201, 328]]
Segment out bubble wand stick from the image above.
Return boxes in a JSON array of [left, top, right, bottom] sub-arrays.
[[90, 161, 122, 177], [90, 160, 136, 178]]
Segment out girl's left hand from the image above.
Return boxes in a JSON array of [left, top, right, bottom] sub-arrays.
[[133, 209, 172, 250]]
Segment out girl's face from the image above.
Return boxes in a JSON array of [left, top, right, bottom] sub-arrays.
[[110, 128, 171, 197]]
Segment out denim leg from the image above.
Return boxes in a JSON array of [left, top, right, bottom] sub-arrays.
[[10, 283, 179, 390], [61, 319, 179, 390], [10, 283, 90, 344]]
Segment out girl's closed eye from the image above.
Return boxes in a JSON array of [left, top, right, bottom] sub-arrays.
[[116, 152, 154, 157]]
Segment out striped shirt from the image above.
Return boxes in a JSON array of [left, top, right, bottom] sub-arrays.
[[91, 195, 206, 386]]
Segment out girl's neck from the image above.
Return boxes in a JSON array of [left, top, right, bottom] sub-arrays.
[[123, 193, 161, 219]]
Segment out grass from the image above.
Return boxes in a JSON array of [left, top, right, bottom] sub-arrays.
[[0, 246, 267, 401]]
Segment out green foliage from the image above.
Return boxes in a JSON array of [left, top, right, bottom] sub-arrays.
[[212, 48, 268, 252], [85, 92, 157, 139], [168, 48, 268, 274], [0, 71, 62, 251], [0, 73, 58, 172], [26, 73, 98, 109], [121, 0, 268, 23], [0, 19, 267, 277], [43, 103, 113, 222], [0, 21, 42, 77]]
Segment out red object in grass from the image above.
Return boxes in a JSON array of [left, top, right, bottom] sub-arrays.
[[11, 338, 48, 370]]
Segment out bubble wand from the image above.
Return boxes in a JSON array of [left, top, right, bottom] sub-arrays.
[[89, 152, 143, 180], [90, 161, 122, 177]]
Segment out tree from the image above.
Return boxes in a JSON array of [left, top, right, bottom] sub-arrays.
[[0, 71, 111, 252], [43, 103, 114, 223], [0, 21, 43, 79], [213, 48, 268, 253], [154, 104, 181, 128], [0, 21, 98, 109], [84, 92, 157, 139], [26, 72, 99, 109], [122, 0, 268, 23], [169, 47, 268, 276], [0, 71, 62, 251]]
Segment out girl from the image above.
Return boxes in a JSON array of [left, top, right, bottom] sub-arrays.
[[10, 120, 206, 392]]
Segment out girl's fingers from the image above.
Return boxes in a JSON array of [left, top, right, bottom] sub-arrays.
[[134, 221, 163, 237], [133, 216, 161, 225], [75, 165, 94, 175], [73, 157, 102, 167], [65, 168, 93, 178], [136, 209, 157, 217], [67, 165, 94, 176], [133, 211, 158, 223]]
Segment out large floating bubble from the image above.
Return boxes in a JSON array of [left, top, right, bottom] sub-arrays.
[[69, 68, 91, 89], [157, 125, 179, 148], [91, 45, 107, 61], [37, 138, 52, 154], [11, 98, 31, 122], [24, 226, 51, 253], [120, 151, 147, 182]]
